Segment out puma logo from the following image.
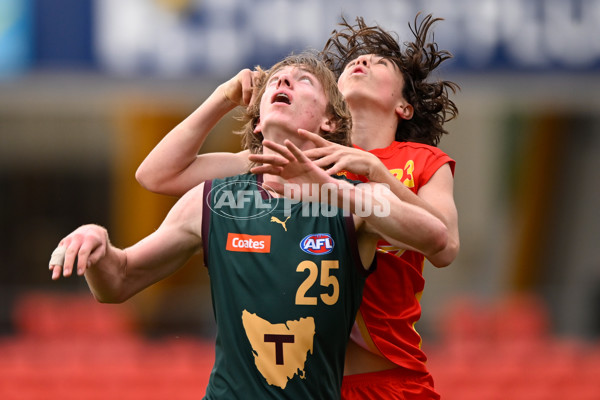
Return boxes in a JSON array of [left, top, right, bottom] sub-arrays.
[[270, 216, 290, 231]]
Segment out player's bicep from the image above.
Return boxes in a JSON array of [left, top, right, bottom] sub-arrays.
[[187, 150, 250, 180], [153, 151, 249, 196]]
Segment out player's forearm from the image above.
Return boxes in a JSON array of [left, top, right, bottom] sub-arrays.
[[370, 163, 459, 267], [136, 87, 237, 195], [369, 163, 445, 223], [339, 182, 448, 257]]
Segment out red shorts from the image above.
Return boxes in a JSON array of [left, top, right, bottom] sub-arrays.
[[341, 367, 441, 400]]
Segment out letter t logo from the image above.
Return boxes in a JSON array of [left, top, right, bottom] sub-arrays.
[[264, 334, 294, 365]]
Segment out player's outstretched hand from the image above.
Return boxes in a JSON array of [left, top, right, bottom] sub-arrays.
[[49, 224, 109, 280], [249, 139, 339, 196], [299, 129, 380, 178]]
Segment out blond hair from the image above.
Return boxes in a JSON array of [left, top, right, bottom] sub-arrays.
[[237, 52, 352, 157]]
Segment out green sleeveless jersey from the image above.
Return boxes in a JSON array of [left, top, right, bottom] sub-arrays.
[[201, 173, 370, 399]]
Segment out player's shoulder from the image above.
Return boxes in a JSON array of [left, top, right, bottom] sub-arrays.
[[215, 172, 255, 183], [393, 141, 448, 155], [332, 172, 364, 186]]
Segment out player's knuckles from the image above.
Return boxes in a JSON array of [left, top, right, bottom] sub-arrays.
[[73, 230, 102, 245], [88, 251, 105, 267], [65, 246, 79, 258]]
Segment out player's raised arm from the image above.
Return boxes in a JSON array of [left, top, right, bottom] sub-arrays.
[[136, 69, 260, 196], [300, 128, 458, 267], [249, 139, 448, 260]]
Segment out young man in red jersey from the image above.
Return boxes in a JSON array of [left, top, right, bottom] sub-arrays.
[[49, 53, 448, 399], [135, 14, 460, 399]]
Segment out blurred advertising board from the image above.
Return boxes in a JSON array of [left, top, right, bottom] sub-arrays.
[[22, 0, 600, 77], [0, 0, 32, 78]]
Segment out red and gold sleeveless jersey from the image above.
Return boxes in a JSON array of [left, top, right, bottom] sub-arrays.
[[344, 141, 455, 373]]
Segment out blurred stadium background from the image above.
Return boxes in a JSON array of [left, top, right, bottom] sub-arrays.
[[1, 0, 600, 399]]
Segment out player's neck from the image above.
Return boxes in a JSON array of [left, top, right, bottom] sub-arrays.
[[348, 104, 396, 151], [265, 127, 314, 151], [351, 118, 395, 151]]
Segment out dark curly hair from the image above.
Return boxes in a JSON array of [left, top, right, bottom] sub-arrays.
[[321, 13, 459, 146], [237, 52, 352, 157]]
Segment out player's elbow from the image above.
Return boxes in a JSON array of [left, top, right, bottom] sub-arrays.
[[429, 223, 449, 258], [91, 289, 132, 305], [88, 289, 122, 304], [428, 235, 459, 268], [135, 165, 180, 196], [95, 295, 124, 304], [88, 282, 132, 305], [135, 164, 158, 192]]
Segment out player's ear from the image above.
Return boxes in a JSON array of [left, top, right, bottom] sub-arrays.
[[396, 103, 413, 120], [253, 117, 262, 134], [319, 116, 336, 133]]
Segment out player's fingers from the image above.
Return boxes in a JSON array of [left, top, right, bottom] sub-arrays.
[[75, 241, 97, 276], [84, 243, 106, 275], [247, 70, 262, 106], [240, 69, 252, 87], [262, 140, 295, 161], [261, 181, 284, 196], [49, 245, 66, 268], [62, 239, 83, 277], [51, 264, 63, 280], [297, 129, 330, 147], [284, 140, 309, 162], [49, 244, 67, 280], [324, 163, 344, 176], [250, 164, 284, 176], [251, 69, 261, 83], [242, 89, 252, 105], [248, 153, 289, 167], [240, 70, 254, 105], [302, 147, 333, 160], [312, 153, 341, 168]]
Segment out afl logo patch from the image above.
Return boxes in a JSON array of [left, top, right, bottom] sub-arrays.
[[300, 234, 334, 255]]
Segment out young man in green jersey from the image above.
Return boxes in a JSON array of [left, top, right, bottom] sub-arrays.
[[134, 15, 459, 398], [49, 53, 447, 399]]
